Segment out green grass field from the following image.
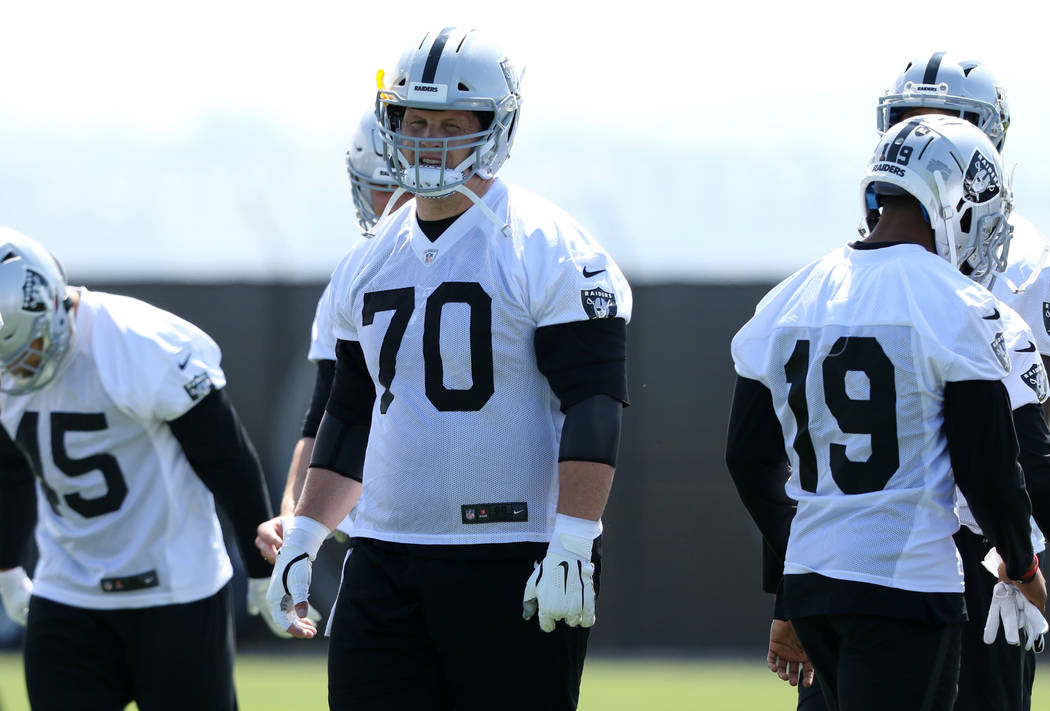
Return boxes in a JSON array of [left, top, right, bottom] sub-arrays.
[[2, 653, 1050, 710]]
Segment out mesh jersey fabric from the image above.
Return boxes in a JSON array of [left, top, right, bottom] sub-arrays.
[[0, 288, 232, 609], [326, 178, 632, 545], [732, 243, 1010, 593]]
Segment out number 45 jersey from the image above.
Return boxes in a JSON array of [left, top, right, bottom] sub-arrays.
[[731, 243, 1011, 593], [327, 179, 632, 545], [0, 288, 233, 609]]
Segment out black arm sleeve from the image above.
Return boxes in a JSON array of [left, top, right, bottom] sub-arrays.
[[535, 318, 628, 411], [301, 359, 335, 438], [946, 379, 1034, 581], [725, 376, 796, 567], [311, 339, 374, 481], [558, 394, 622, 466], [168, 387, 274, 579], [1013, 402, 1050, 539], [0, 426, 37, 569]]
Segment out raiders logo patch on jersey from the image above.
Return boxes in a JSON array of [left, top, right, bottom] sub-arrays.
[[183, 373, 214, 401], [1022, 363, 1050, 403], [581, 288, 617, 319], [991, 332, 1010, 372]]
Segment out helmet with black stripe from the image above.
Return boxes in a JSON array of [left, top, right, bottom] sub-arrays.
[[345, 109, 397, 232], [877, 52, 1010, 151], [861, 115, 1013, 284], [0, 228, 74, 394], [375, 27, 523, 197]]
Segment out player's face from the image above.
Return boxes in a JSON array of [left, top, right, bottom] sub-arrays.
[[898, 107, 958, 121], [399, 108, 483, 170], [4, 337, 44, 379], [371, 186, 411, 216]]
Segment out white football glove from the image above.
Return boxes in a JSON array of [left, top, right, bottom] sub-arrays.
[[984, 581, 1049, 651], [265, 516, 329, 638], [247, 577, 322, 638], [522, 514, 600, 633], [0, 567, 32, 626]]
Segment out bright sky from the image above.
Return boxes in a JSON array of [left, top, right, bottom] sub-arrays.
[[2, 0, 1050, 282]]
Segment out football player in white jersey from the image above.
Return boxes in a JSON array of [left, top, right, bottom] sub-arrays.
[[254, 109, 411, 564], [0, 229, 278, 710], [728, 115, 1046, 711], [779, 53, 1050, 711], [264, 26, 631, 710]]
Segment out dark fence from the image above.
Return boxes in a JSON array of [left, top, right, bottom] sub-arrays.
[[27, 280, 777, 654]]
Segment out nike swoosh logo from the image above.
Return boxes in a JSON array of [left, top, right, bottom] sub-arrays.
[[982, 308, 1001, 320], [1017, 341, 1037, 353], [558, 560, 570, 594], [178, 352, 191, 369], [512, 509, 524, 515], [582, 267, 606, 278]]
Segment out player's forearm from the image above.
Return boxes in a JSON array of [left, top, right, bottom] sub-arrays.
[[557, 460, 614, 521], [295, 466, 363, 531], [280, 437, 315, 516]]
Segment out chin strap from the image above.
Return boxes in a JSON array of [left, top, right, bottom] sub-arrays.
[[932, 171, 958, 268], [452, 184, 512, 238], [364, 187, 409, 238]]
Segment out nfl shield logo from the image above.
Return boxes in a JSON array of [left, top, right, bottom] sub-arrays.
[[423, 249, 438, 265], [465, 508, 475, 521]]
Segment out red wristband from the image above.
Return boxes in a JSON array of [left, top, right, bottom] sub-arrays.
[[1020, 554, 1040, 584]]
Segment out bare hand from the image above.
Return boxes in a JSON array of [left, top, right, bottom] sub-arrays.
[[998, 562, 1047, 612], [767, 619, 814, 687], [255, 516, 287, 565]]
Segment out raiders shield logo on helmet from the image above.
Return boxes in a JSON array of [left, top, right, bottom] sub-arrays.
[[963, 150, 1000, 203], [581, 288, 617, 319]]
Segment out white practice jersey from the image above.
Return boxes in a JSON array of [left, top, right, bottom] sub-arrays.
[[328, 179, 632, 545], [993, 212, 1050, 355], [0, 289, 233, 609], [306, 282, 354, 537], [955, 299, 1048, 552], [732, 244, 1011, 593]]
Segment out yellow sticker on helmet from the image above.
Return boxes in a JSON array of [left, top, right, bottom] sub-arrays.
[[376, 69, 386, 90]]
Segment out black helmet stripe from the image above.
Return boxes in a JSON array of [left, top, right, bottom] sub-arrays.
[[421, 27, 454, 84], [923, 52, 946, 84], [887, 119, 923, 163]]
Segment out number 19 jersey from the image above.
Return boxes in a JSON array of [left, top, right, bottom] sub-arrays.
[[732, 243, 1010, 593], [327, 179, 631, 545]]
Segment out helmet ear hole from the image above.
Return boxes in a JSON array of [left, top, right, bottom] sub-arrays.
[[959, 207, 973, 234]]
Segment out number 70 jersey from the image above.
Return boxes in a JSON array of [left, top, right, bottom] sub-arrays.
[[327, 179, 631, 545], [732, 243, 1011, 593]]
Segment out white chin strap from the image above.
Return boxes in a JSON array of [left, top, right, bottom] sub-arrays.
[[366, 184, 511, 239]]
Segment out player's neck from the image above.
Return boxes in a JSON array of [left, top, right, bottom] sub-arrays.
[[863, 211, 936, 254], [414, 176, 493, 221]]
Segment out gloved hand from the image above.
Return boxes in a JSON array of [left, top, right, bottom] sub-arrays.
[[247, 577, 321, 638], [265, 516, 329, 639], [0, 567, 32, 626], [984, 581, 1049, 651], [522, 514, 600, 633]]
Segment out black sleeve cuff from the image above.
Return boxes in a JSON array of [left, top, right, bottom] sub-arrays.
[[534, 318, 628, 412], [302, 359, 336, 438], [327, 340, 376, 425], [558, 395, 622, 466], [310, 413, 369, 482]]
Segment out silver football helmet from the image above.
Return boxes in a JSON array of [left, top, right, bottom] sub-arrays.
[[345, 109, 397, 232], [877, 52, 1010, 151], [375, 26, 523, 198], [861, 115, 1013, 285], [0, 228, 74, 394]]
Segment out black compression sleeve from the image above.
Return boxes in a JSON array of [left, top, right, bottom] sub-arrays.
[[301, 359, 335, 438], [946, 379, 1033, 581], [326, 340, 376, 425], [168, 388, 274, 579], [0, 427, 36, 569], [1013, 402, 1050, 538], [725, 376, 796, 565], [310, 413, 369, 482], [534, 318, 628, 411], [558, 394, 622, 466]]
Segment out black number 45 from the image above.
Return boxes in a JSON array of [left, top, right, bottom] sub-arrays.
[[783, 337, 900, 494], [16, 411, 129, 518]]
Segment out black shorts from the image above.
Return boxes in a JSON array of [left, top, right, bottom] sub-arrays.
[[327, 539, 598, 711], [24, 583, 237, 711], [792, 613, 961, 711]]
